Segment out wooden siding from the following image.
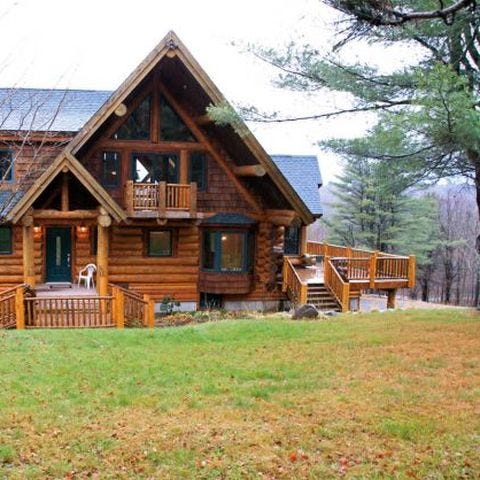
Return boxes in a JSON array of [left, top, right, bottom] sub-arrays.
[[197, 156, 252, 213]]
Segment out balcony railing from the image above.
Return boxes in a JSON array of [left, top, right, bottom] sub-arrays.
[[125, 181, 197, 216]]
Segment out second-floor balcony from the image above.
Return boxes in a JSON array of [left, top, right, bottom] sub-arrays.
[[125, 181, 197, 218]]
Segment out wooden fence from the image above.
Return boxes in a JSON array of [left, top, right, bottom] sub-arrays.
[[25, 296, 114, 328], [0, 284, 155, 329]]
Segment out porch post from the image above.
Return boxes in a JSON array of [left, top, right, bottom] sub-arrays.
[[97, 209, 111, 297], [22, 214, 36, 287], [299, 225, 308, 255]]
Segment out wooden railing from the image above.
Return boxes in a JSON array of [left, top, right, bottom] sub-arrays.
[[125, 181, 197, 216], [24, 296, 114, 328], [0, 285, 25, 329], [0, 284, 155, 329], [307, 241, 415, 288], [109, 283, 155, 328], [282, 257, 308, 306], [324, 257, 349, 312]]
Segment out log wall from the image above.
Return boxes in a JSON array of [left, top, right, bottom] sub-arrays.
[[108, 224, 200, 302], [0, 226, 43, 287]]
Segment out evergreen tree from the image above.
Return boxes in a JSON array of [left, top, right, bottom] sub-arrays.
[[326, 157, 439, 261]]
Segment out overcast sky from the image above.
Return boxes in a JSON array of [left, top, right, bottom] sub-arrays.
[[0, 0, 380, 183]]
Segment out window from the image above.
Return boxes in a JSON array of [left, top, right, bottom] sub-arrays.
[[113, 96, 151, 140], [0, 150, 13, 182], [148, 230, 173, 256], [159, 95, 195, 142], [0, 226, 12, 254], [102, 151, 120, 187], [131, 153, 178, 183], [189, 152, 207, 190], [284, 226, 300, 255], [202, 231, 253, 273]]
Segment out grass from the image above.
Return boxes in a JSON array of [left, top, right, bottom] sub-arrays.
[[0, 309, 479, 479]]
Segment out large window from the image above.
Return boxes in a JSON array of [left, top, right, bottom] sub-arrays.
[[0, 226, 12, 254], [159, 95, 195, 142], [189, 152, 207, 191], [102, 151, 120, 187], [202, 231, 254, 272], [132, 153, 178, 183], [113, 96, 151, 140], [148, 230, 173, 257], [0, 150, 13, 182]]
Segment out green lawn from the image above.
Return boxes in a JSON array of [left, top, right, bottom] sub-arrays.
[[0, 309, 479, 479]]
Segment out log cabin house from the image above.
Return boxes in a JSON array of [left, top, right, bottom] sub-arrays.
[[0, 32, 415, 328]]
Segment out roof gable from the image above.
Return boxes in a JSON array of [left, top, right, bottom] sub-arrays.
[[6, 152, 126, 223]]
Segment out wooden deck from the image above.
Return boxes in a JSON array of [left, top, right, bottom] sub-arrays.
[[284, 242, 416, 312]]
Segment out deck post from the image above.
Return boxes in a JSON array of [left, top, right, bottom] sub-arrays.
[[125, 181, 134, 216], [299, 225, 308, 255], [407, 255, 416, 288], [15, 286, 25, 329], [113, 287, 125, 329], [22, 214, 36, 288], [158, 181, 167, 217], [369, 251, 378, 288], [387, 289, 397, 309], [323, 241, 329, 258], [189, 182, 197, 217], [143, 294, 155, 328], [97, 210, 111, 297]]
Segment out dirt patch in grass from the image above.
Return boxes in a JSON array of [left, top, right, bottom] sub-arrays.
[[0, 309, 479, 479]]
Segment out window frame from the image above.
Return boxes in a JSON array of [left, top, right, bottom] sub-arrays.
[[101, 151, 121, 187], [0, 150, 13, 183], [0, 226, 13, 255], [146, 229, 174, 257], [202, 230, 253, 273]]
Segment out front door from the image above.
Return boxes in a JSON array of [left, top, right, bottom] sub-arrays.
[[46, 227, 72, 283]]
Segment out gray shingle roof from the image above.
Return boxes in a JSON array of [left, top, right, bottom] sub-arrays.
[[0, 190, 25, 219], [270, 155, 323, 216], [0, 88, 112, 132]]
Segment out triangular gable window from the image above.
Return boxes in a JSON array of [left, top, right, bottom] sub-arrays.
[[113, 96, 151, 140], [159, 95, 195, 142]]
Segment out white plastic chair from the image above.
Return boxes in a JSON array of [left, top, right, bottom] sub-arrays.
[[78, 263, 97, 289]]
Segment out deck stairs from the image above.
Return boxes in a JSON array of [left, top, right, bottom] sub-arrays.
[[306, 283, 341, 312]]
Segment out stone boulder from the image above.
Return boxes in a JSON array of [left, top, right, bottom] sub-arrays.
[[292, 304, 319, 320]]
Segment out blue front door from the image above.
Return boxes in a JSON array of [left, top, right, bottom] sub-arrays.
[[46, 228, 72, 282]]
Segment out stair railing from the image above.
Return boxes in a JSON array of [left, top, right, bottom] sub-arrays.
[[282, 257, 308, 305], [323, 256, 350, 313], [108, 283, 155, 328], [0, 285, 26, 329]]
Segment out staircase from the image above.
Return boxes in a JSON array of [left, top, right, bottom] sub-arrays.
[[307, 283, 341, 312]]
